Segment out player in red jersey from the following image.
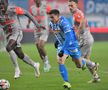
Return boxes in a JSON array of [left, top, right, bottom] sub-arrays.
[[27, 0, 51, 72], [0, 0, 43, 79], [68, 0, 100, 83]]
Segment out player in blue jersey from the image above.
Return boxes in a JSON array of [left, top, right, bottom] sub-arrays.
[[48, 9, 98, 89], [49, 9, 85, 89]]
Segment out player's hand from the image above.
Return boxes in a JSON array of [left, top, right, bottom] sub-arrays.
[[54, 40, 59, 48], [40, 26, 46, 30], [58, 50, 64, 57]]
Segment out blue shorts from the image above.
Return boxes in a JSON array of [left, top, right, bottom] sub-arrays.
[[57, 46, 81, 59]]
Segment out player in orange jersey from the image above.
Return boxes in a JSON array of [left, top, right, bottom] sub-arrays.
[[68, 0, 100, 83]]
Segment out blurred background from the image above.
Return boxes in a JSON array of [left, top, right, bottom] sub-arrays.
[[0, 0, 108, 49]]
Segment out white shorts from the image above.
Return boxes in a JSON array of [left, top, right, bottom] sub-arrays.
[[79, 32, 94, 57], [80, 40, 93, 57], [34, 30, 49, 43], [8, 31, 23, 47]]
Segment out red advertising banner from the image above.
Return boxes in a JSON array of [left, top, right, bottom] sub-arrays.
[[24, 28, 108, 33], [90, 27, 108, 33]]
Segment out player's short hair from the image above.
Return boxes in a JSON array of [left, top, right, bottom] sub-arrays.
[[69, 0, 78, 3], [48, 9, 60, 15]]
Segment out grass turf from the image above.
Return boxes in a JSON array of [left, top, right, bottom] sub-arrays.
[[0, 42, 108, 90]]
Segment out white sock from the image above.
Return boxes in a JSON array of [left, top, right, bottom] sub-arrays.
[[34, 63, 39, 67], [9, 50, 19, 69], [43, 56, 49, 65], [86, 60, 95, 69], [23, 54, 35, 67]]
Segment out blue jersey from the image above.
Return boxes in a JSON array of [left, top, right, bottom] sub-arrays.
[[49, 16, 78, 50]]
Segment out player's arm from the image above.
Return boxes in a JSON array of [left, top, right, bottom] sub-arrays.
[[58, 26, 72, 57], [61, 21, 72, 50], [74, 12, 86, 34], [62, 31, 72, 50], [26, 8, 32, 28], [78, 17, 86, 31], [24, 10, 46, 30], [49, 22, 61, 49], [49, 22, 54, 33], [23, 10, 40, 28], [15, 7, 44, 30], [27, 18, 31, 28]]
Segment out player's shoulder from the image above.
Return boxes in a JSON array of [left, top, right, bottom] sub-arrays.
[[59, 16, 69, 25], [73, 9, 85, 22], [60, 16, 67, 22], [74, 9, 84, 18], [11, 6, 25, 15]]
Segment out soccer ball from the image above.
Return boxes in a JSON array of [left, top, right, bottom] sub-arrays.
[[0, 79, 10, 90]]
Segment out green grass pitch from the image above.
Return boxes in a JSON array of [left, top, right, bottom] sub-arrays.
[[0, 42, 108, 90]]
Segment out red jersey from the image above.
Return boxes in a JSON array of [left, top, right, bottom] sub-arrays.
[[0, 6, 24, 35], [29, 1, 51, 31], [73, 9, 89, 28]]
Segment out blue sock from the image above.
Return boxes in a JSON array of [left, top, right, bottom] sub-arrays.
[[82, 59, 86, 66], [59, 64, 68, 82]]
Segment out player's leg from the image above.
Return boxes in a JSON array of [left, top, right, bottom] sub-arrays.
[[70, 48, 86, 69], [85, 54, 100, 83], [72, 57, 87, 70], [70, 47, 96, 71], [35, 31, 51, 72], [71, 48, 100, 83], [82, 47, 100, 83], [14, 47, 40, 77], [80, 37, 100, 83], [57, 54, 71, 89], [57, 46, 71, 89], [6, 39, 21, 79], [36, 39, 47, 61]]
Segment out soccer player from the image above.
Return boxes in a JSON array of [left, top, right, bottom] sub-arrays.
[[27, 0, 51, 72], [0, 0, 43, 78], [48, 9, 99, 89], [68, 0, 100, 83]]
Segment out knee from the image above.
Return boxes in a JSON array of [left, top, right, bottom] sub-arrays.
[[37, 43, 44, 49], [6, 45, 12, 52]]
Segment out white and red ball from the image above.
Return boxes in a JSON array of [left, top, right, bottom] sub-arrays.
[[0, 79, 10, 90]]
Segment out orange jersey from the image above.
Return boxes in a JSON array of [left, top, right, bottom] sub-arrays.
[[73, 9, 88, 28]]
